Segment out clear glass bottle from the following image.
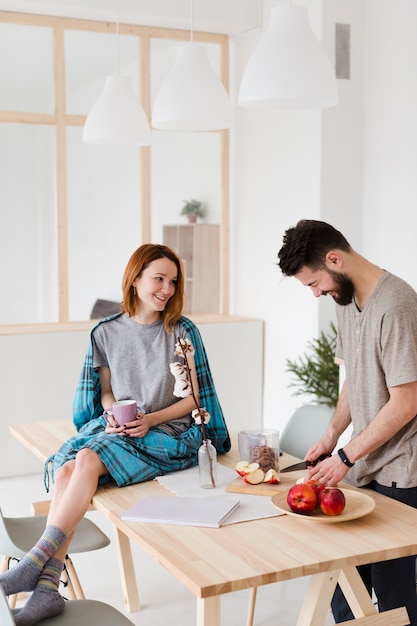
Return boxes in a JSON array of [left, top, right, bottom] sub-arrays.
[[198, 439, 217, 488]]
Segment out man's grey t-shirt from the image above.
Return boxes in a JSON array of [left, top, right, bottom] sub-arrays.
[[336, 272, 417, 488], [92, 314, 192, 436]]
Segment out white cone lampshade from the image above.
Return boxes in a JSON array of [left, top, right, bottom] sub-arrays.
[[152, 43, 231, 131], [239, 6, 338, 110], [83, 75, 151, 147]]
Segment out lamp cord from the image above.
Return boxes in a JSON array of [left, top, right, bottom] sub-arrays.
[[190, 0, 194, 44]]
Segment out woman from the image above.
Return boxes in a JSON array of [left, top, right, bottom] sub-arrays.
[[1, 243, 230, 625]]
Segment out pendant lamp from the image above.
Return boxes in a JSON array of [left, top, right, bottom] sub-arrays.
[[82, 1, 151, 147], [152, 0, 231, 131], [152, 43, 231, 131], [239, 5, 338, 110]]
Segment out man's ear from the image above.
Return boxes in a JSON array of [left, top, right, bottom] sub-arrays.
[[325, 250, 343, 269]]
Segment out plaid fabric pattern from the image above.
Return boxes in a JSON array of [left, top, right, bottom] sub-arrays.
[[45, 315, 230, 488]]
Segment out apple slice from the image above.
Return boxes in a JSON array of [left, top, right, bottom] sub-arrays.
[[235, 461, 260, 477], [243, 468, 265, 484], [264, 469, 280, 484]]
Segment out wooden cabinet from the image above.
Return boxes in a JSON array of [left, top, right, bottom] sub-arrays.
[[163, 224, 220, 314]]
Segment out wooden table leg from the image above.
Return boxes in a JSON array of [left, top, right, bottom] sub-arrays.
[[196, 596, 220, 626], [296, 567, 409, 626], [247, 587, 257, 626], [113, 526, 141, 612], [296, 569, 340, 626], [338, 567, 376, 617], [338, 567, 410, 625]]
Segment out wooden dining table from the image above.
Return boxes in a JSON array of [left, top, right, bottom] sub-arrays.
[[9, 418, 417, 626]]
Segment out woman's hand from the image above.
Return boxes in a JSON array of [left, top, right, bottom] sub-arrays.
[[103, 410, 126, 434], [124, 412, 152, 438], [104, 409, 152, 437]]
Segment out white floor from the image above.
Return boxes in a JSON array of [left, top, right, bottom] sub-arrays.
[[0, 473, 335, 625]]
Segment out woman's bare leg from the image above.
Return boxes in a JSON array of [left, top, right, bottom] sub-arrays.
[[47, 448, 109, 562], [1, 449, 109, 625]]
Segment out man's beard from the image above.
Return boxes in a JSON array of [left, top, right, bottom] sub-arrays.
[[325, 270, 354, 306]]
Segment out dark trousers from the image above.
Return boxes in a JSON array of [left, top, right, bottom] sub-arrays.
[[331, 481, 417, 624]]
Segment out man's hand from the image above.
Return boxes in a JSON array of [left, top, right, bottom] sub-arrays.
[[306, 454, 349, 486], [303, 432, 348, 486]]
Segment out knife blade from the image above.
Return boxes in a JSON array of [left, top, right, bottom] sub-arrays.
[[281, 454, 331, 473]]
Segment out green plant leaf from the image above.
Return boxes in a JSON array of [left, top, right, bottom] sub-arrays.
[[180, 198, 205, 217], [285, 322, 339, 408]]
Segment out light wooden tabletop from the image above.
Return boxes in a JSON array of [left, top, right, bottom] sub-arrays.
[[10, 419, 416, 626]]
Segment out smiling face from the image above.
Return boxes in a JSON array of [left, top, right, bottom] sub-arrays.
[[133, 257, 178, 318], [296, 266, 354, 306]]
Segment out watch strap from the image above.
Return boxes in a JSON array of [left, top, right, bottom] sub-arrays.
[[337, 447, 354, 467]]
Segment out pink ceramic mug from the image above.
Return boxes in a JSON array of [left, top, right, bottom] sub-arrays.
[[112, 400, 137, 426]]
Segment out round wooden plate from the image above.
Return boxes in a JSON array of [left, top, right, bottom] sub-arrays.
[[271, 488, 375, 523]]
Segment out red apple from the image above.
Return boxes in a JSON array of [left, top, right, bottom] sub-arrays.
[[305, 480, 326, 501], [319, 487, 346, 516], [286, 484, 318, 515]]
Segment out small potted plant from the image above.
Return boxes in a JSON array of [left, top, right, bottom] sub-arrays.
[[180, 199, 205, 224]]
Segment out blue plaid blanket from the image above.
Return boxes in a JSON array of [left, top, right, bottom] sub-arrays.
[[45, 315, 231, 488]]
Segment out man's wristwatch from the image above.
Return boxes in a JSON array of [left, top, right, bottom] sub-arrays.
[[337, 448, 354, 467]]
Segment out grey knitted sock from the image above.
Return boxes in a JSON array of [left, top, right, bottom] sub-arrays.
[[0, 525, 66, 596], [13, 558, 65, 625], [13, 587, 65, 625]]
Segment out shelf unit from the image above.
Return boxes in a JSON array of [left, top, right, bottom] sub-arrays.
[[163, 224, 220, 314]]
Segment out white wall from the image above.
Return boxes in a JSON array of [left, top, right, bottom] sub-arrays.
[[361, 0, 417, 288]]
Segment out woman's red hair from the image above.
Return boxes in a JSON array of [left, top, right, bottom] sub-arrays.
[[121, 244, 184, 332]]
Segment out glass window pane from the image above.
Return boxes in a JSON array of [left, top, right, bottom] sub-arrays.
[[0, 23, 54, 112], [65, 30, 140, 114], [66, 126, 142, 321], [0, 124, 56, 324]]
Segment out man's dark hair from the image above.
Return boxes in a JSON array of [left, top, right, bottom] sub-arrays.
[[278, 219, 351, 276]]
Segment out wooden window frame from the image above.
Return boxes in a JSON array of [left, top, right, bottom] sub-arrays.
[[0, 10, 230, 335]]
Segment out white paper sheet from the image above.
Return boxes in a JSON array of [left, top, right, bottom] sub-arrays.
[[156, 465, 284, 525]]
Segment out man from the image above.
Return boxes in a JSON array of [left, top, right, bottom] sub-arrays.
[[278, 219, 417, 624]]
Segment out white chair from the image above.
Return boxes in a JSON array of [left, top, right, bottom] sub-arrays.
[[0, 507, 110, 606], [0, 585, 134, 626], [246, 404, 333, 626], [280, 404, 333, 459]]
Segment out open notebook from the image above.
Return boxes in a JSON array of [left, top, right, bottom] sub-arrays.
[[121, 495, 240, 528]]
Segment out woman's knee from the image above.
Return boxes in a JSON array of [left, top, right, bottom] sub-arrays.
[[74, 447, 103, 473], [54, 460, 75, 489]]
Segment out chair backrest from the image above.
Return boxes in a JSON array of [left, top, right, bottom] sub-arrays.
[[280, 404, 333, 459], [0, 507, 26, 559], [0, 587, 15, 626]]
